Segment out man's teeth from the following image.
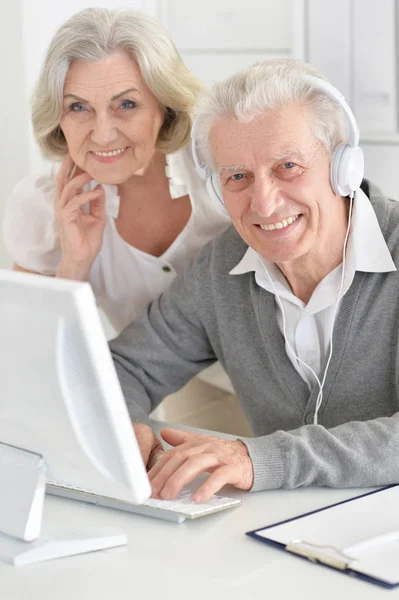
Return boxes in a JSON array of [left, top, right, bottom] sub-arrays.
[[260, 215, 299, 231], [92, 148, 126, 157]]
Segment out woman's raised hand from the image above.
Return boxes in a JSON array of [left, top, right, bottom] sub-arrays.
[[55, 154, 106, 281]]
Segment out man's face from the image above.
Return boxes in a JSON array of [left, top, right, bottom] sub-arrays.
[[211, 103, 346, 268]]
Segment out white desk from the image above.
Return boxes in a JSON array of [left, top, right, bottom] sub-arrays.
[[2, 425, 397, 599]]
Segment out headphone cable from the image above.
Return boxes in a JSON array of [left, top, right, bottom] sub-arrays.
[[261, 192, 354, 425]]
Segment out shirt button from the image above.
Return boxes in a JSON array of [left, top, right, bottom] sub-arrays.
[[305, 413, 315, 425], [162, 265, 172, 273]]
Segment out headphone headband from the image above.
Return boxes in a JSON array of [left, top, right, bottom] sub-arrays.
[[302, 75, 360, 147], [191, 116, 209, 180]]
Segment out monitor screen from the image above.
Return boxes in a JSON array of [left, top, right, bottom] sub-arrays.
[[0, 270, 150, 505]]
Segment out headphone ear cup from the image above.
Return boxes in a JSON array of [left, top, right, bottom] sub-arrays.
[[330, 144, 364, 197], [330, 143, 345, 195], [346, 146, 364, 193]]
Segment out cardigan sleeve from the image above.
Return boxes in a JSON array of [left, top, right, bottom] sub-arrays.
[[243, 413, 399, 491]]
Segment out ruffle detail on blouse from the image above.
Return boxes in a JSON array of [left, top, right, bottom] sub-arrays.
[[165, 151, 189, 199], [88, 181, 120, 218], [103, 185, 120, 218]]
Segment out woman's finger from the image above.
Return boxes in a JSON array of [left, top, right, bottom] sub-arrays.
[[56, 188, 104, 220], [89, 185, 106, 219], [56, 154, 75, 200], [58, 172, 94, 209]]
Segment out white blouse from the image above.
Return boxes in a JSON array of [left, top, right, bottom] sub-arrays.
[[2, 147, 230, 333]]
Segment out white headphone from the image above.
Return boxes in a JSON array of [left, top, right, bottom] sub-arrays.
[[191, 75, 364, 206]]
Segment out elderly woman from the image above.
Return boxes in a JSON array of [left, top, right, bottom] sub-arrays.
[[2, 7, 229, 334]]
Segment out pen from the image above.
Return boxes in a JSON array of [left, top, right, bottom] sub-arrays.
[[345, 530, 399, 555]]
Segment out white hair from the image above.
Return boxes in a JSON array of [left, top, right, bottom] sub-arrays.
[[195, 58, 346, 170], [32, 7, 202, 158]]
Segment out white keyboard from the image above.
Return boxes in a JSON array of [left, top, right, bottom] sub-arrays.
[[47, 482, 241, 523]]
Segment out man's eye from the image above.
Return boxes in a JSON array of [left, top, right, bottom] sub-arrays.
[[282, 162, 296, 169], [70, 103, 86, 112], [230, 173, 244, 181], [120, 100, 136, 109]]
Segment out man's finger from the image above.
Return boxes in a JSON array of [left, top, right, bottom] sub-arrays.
[[147, 449, 166, 471], [155, 453, 220, 500], [192, 465, 233, 502], [133, 423, 157, 466], [160, 427, 199, 447], [149, 445, 194, 486], [149, 443, 211, 495]]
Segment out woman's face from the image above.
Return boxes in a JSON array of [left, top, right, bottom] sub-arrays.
[[60, 51, 164, 185]]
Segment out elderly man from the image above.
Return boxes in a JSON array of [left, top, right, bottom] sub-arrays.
[[110, 58, 399, 502]]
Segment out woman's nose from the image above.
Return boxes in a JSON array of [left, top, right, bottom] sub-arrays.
[[90, 115, 118, 147]]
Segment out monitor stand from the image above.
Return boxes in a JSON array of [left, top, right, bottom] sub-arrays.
[[0, 443, 127, 565]]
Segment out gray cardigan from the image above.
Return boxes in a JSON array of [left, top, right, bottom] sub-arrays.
[[110, 181, 399, 491]]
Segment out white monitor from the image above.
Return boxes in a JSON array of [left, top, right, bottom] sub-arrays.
[[0, 269, 151, 564]]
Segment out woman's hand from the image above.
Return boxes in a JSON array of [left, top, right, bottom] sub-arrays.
[[148, 428, 254, 502], [55, 154, 106, 281]]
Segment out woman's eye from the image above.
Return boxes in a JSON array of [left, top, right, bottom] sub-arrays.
[[120, 100, 136, 110], [70, 103, 86, 112], [282, 162, 296, 169]]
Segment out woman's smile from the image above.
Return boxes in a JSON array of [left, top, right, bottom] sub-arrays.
[[90, 146, 130, 163]]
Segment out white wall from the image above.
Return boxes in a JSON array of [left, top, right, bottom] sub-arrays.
[[0, 0, 28, 269], [161, 0, 305, 85], [362, 144, 399, 200], [307, 0, 399, 199]]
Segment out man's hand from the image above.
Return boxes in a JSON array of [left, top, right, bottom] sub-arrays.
[[133, 423, 165, 470], [148, 428, 254, 502]]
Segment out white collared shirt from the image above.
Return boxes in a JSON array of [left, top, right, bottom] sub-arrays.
[[230, 188, 396, 388]]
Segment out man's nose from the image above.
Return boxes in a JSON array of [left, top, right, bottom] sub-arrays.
[[250, 174, 283, 217], [90, 113, 118, 146]]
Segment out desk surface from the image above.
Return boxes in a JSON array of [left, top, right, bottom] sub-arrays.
[[2, 425, 396, 599]]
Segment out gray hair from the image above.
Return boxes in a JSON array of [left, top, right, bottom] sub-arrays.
[[195, 58, 346, 170], [32, 7, 203, 158]]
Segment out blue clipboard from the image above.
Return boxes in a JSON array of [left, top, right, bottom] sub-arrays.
[[246, 485, 399, 589]]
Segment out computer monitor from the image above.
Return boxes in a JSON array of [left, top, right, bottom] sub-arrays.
[[0, 269, 151, 564]]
